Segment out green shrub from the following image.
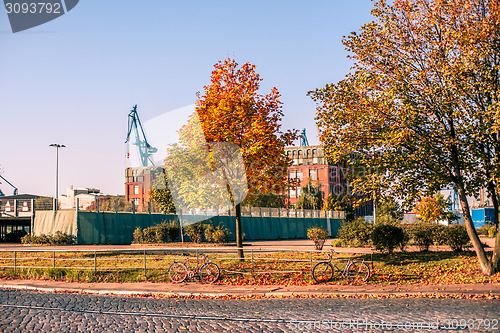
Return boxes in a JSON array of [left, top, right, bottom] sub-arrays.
[[307, 226, 329, 250], [132, 221, 180, 244], [132, 227, 143, 244], [409, 222, 434, 251], [20, 232, 75, 245], [330, 238, 346, 247], [205, 224, 231, 244], [154, 222, 169, 243], [52, 231, 76, 245], [166, 221, 180, 242], [338, 218, 373, 246], [488, 226, 497, 238], [185, 222, 206, 243], [371, 224, 404, 253], [446, 224, 470, 252], [477, 222, 494, 236], [142, 227, 157, 243], [432, 224, 449, 246], [399, 224, 411, 252]]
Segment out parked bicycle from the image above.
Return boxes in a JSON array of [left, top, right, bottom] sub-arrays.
[[312, 248, 370, 283], [168, 252, 220, 284]]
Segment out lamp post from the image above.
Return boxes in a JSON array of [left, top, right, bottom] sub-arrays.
[[49, 144, 65, 210]]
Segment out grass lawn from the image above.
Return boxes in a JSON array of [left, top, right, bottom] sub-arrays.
[[0, 248, 498, 286]]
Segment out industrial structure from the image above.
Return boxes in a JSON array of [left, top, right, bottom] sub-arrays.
[[0, 174, 18, 197]]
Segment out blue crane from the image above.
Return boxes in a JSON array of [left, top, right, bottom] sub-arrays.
[[0, 175, 18, 197], [299, 128, 309, 147], [125, 105, 158, 167]]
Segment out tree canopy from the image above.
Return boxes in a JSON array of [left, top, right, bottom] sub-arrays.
[[309, 0, 500, 274]]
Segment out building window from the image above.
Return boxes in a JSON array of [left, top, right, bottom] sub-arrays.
[[296, 171, 303, 181], [134, 185, 140, 195], [310, 169, 318, 181], [134, 198, 140, 206], [289, 189, 296, 198]]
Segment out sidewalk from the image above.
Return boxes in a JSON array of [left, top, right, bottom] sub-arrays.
[[0, 279, 498, 298]]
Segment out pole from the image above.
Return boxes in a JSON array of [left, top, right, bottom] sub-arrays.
[[49, 144, 65, 210], [56, 146, 59, 207], [143, 249, 147, 278]]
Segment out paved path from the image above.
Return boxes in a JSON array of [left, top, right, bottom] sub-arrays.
[[0, 289, 498, 332]]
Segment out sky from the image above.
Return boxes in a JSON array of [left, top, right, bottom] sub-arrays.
[[0, 0, 374, 197]]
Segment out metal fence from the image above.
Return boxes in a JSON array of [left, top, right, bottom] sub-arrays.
[[0, 247, 368, 279]]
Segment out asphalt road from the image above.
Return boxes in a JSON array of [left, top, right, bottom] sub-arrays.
[[0, 290, 498, 332]]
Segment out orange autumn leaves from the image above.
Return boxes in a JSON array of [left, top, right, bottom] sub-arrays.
[[195, 58, 298, 200]]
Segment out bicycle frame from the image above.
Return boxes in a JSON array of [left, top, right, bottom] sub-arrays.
[[326, 250, 356, 278]]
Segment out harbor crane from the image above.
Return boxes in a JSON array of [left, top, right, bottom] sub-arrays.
[[125, 105, 158, 167], [0, 175, 18, 197]]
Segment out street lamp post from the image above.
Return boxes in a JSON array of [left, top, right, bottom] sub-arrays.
[[49, 144, 65, 210]]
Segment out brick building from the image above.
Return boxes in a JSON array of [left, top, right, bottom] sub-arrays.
[[124, 166, 164, 210], [284, 145, 373, 216]]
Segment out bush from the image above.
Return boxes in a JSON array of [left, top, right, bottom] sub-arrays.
[[21, 232, 75, 245], [307, 226, 329, 250], [399, 224, 411, 252], [432, 224, 449, 246], [337, 218, 373, 246], [132, 221, 180, 244], [488, 226, 497, 238], [205, 224, 231, 244], [166, 221, 180, 242], [446, 224, 470, 252], [477, 222, 494, 236], [409, 222, 434, 251], [371, 224, 404, 253], [142, 227, 157, 244], [132, 227, 143, 244], [185, 222, 206, 243]]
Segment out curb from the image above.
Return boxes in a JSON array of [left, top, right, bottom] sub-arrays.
[[0, 284, 498, 299]]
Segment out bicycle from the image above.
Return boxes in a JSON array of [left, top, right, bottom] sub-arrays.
[[312, 248, 370, 283], [168, 252, 220, 284]]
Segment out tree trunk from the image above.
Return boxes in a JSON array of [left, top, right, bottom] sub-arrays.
[[489, 183, 500, 273], [457, 186, 494, 275], [235, 203, 244, 261]]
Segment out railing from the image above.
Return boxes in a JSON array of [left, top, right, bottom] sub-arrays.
[[0, 247, 367, 278]]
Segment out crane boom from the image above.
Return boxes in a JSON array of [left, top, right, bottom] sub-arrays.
[[125, 105, 158, 167], [0, 175, 18, 197]]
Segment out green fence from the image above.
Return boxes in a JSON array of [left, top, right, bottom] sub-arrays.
[[75, 211, 344, 245]]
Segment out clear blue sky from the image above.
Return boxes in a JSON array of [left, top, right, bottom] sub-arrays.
[[0, 0, 374, 197]]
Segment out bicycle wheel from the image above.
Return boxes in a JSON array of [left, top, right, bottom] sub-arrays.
[[199, 262, 220, 284], [346, 260, 371, 283], [312, 262, 334, 283], [169, 262, 188, 283]]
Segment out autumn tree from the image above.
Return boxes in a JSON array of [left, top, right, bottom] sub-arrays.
[[195, 58, 297, 259], [414, 194, 456, 224], [309, 0, 500, 274]]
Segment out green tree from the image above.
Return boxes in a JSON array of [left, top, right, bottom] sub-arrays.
[[149, 171, 176, 214], [323, 192, 357, 221], [296, 181, 323, 210], [309, 0, 500, 274], [376, 195, 403, 221]]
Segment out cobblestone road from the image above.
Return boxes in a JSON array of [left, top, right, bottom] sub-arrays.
[[0, 290, 498, 332]]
